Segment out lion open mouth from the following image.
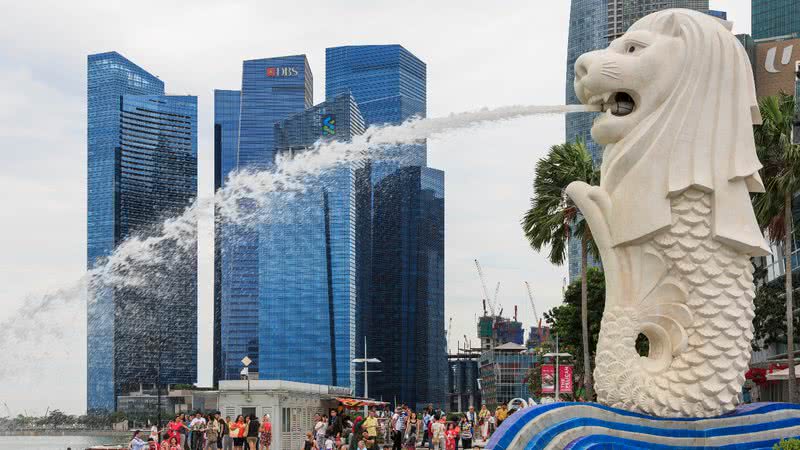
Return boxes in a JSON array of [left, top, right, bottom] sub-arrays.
[[586, 92, 636, 117]]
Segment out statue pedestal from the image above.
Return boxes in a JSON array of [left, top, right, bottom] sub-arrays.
[[486, 402, 800, 449]]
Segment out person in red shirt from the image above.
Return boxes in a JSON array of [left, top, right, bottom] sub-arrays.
[[445, 424, 459, 450]]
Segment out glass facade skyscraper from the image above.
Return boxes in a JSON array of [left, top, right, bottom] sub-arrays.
[[87, 52, 197, 411], [752, 0, 800, 40], [215, 56, 313, 382], [326, 45, 446, 408], [213, 89, 241, 385], [258, 94, 367, 388]]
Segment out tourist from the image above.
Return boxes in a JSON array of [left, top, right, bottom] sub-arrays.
[[390, 407, 406, 450], [231, 415, 246, 450], [421, 409, 431, 448], [362, 409, 378, 444], [161, 435, 172, 450], [315, 415, 328, 450], [477, 406, 489, 441], [357, 440, 367, 450], [465, 407, 476, 431], [129, 430, 147, 450], [165, 436, 181, 450], [324, 431, 336, 450], [403, 412, 418, 450], [488, 413, 496, 438], [189, 412, 207, 450], [444, 424, 458, 450], [305, 432, 319, 450], [150, 425, 160, 442], [495, 405, 507, 428], [430, 416, 445, 450], [219, 415, 231, 450], [246, 414, 261, 450], [459, 418, 472, 450], [205, 413, 221, 450], [179, 414, 190, 449], [260, 414, 272, 450], [168, 416, 186, 447]]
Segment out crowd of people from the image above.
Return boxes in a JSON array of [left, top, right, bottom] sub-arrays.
[[127, 411, 272, 450], [303, 403, 512, 450], [127, 403, 512, 450]]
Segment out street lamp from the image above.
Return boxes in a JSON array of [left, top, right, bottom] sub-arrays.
[[353, 337, 381, 415], [543, 334, 572, 402], [241, 356, 252, 402]]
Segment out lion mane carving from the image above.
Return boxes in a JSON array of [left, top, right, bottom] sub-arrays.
[[567, 9, 770, 418]]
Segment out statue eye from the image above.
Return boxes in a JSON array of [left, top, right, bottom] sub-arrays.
[[627, 45, 637, 53]]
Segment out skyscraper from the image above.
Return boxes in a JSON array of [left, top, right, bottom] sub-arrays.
[[752, 0, 800, 40], [326, 45, 446, 409], [565, 0, 709, 280], [87, 52, 198, 411], [213, 89, 240, 386], [257, 94, 367, 388], [607, 1, 708, 41], [215, 56, 313, 382]]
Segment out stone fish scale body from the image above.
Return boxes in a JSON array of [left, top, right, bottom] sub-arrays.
[[594, 188, 755, 418]]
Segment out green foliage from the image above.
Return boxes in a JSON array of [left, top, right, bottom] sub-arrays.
[[521, 139, 600, 265], [541, 268, 605, 392], [753, 272, 800, 351], [754, 92, 800, 241], [774, 438, 800, 449]]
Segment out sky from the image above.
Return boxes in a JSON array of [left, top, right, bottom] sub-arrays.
[[0, 0, 749, 415]]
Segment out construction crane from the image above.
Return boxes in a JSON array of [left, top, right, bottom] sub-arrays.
[[525, 281, 544, 344], [447, 317, 453, 352], [493, 282, 501, 314], [475, 259, 496, 316], [524, 281, 540, 324]]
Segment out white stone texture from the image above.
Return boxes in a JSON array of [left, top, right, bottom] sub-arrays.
[[567, 9, 769, 418]]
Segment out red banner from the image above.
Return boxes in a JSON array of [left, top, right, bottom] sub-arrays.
[[541, 365, 573, 394]]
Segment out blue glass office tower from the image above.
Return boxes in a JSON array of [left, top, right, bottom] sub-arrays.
[[215, 56, 313, 382], [326, 45, 446, 409], [87, 52, 198, 411], [752, 0, 800, 40], [256, 94, 367, 388], [213, 89, 241, 385]]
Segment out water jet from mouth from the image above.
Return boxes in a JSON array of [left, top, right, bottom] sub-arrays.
[[0, 102, 602, 382]]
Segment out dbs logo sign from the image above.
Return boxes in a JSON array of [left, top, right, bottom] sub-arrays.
[[266, 67, 299, 77]]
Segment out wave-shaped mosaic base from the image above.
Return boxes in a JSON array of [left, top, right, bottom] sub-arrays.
[[485, 402, 800, 449]]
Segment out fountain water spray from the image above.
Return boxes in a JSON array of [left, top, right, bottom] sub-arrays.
[[0, 103, 599, 380]]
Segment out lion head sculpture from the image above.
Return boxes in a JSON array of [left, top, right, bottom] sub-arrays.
[[573, 9, 769, 256]]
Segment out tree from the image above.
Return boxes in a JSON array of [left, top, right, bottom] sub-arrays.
[[543, 267, 606, 391], [521, 139, 600, 400], [753, 92, 800, 402]]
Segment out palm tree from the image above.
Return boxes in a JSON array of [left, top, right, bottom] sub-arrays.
[[753, 92, 800, 403], [521, 139, 600, 400]]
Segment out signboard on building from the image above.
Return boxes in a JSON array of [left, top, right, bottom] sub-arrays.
[[755, 38, 800, 98], [322, 114, 336, 136], [266, 67, 299, 77], [541, 365, 573, 394]]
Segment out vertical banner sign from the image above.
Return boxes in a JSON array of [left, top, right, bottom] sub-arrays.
[[541, 365, 573, 394], [559, 365, 573, 393], [541, 365, 555, 393]]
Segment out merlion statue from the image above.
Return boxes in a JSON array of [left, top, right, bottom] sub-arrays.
[[567, 9, 770, 418]]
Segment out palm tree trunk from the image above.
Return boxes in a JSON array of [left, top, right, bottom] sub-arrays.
[[581, 234, 593, 401], [786, 192, 796, 403]]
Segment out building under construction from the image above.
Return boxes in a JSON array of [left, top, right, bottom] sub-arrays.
[[478, 315, 524, 351]]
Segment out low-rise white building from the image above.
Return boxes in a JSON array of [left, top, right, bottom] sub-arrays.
[[212, 380, 349, 450]]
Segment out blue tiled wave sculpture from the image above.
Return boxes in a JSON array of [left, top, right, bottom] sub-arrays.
[[485, 402, 800, 449]]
